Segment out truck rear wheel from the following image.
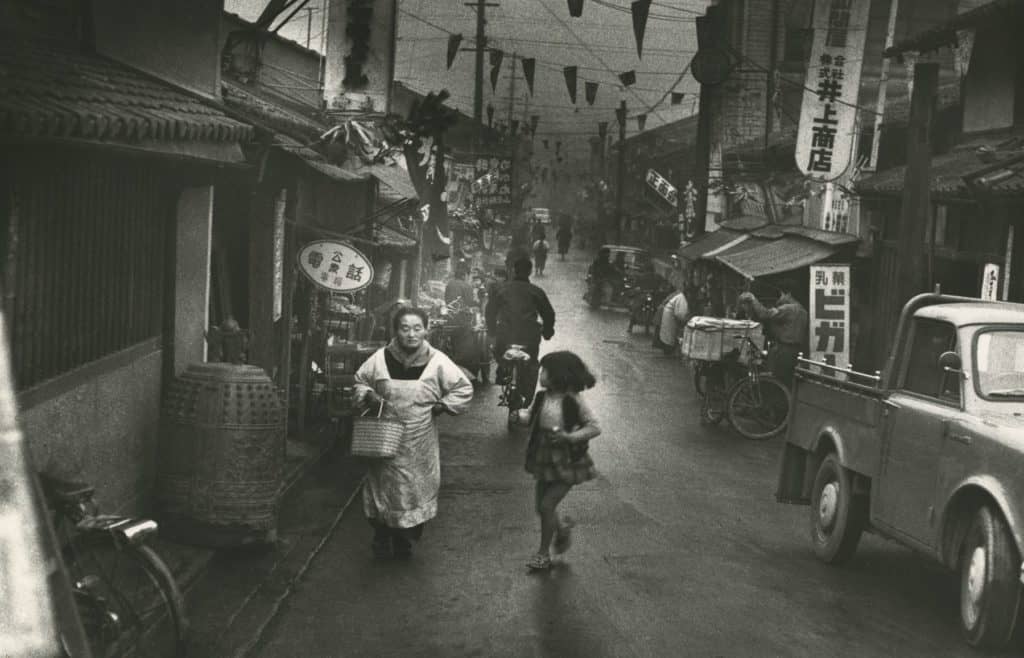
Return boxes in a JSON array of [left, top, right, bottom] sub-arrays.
[[959, 505, 1022, 649], [809, 454, 866, 565]]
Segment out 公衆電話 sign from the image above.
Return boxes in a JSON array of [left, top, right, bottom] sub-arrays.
[[297, 240, 374, 293]]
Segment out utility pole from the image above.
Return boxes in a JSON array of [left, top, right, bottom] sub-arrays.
[[304, 6, 314, 49], [615, 100, 626, 243], [506, 52, 517, 126], [864, 0, 901, 172], [465, 0, 499, 144]]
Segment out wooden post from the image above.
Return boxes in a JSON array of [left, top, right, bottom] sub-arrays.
[[895, 63, 938, 310]]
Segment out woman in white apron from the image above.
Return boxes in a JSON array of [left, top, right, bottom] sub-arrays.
[[354, 307, 473, 559]]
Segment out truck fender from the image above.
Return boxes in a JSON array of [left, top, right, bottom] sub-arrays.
[[938, 477, 1024, 570], [810, 426, 846, 466]]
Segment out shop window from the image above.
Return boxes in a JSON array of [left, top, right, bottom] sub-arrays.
[[2, 152, 169, 391]]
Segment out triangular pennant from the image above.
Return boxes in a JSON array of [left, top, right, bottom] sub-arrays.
[[510, 119, 520, 135], [671, 91, 685, 105], [446, 33, 462, 69], [585, 81, 598, 106], [598, 121, 608, 140], [567, 0, 584, 17], [490, 49, 504, 91], [619, 70, 636, 87], [631, 0, 651, 59], [636, 113, 647, 131], [530, 114, 540, 134], [521, 58, 536, 95], [563, 66, 578, 104], [542, 139, 549, 150], [556, 141, 562, 155]]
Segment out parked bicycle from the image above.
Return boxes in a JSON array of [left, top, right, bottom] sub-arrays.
[[40, 472, 187, 657], [497, 343, 533, 429]]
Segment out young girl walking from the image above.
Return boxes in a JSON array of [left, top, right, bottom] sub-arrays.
[[519, 351, 601, 571]]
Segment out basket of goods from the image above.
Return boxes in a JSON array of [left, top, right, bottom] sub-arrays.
[[679, 317, 764, 362], [350, 401, 405, 458]]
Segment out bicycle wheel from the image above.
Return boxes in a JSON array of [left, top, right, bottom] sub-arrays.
[[68, 536, 187, 658], [692, 363, 708, 396], [727, 375, 791, 440], [506, 365, 523, 429]]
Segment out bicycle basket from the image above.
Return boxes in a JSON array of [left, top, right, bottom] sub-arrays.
[[350, 401, 405, 458]]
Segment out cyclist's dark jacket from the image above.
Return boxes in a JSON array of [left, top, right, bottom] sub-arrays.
[[485, 278, 555, 347]]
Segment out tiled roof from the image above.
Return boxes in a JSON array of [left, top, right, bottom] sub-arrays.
[[716, 236, 836, 279], [274, 135, 367, 183], [678, 229, 743, 261], [0, 40, 253, 143], [778, 225, 860, 246], [222, 79, 327, 141], [886, 0, 1024, 56], [372, 224, 418, 251], [856, 136, 1024, 198]]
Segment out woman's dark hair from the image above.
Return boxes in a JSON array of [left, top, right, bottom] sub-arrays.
[[539, 351, 596, 393], [392, 306, 429, 333]]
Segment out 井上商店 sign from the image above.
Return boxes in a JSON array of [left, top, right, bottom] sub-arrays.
[[795, 0, 870, 182]]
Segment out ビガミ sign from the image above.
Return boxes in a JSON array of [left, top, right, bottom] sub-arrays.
[[297, 240, 374, 293]]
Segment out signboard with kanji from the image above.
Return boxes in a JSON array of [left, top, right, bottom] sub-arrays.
[[981, 263, 1000, 301], [795, 0, 870, 182], [297, 240, 374, 293], [645, 169, 678, 207], [810, 265, 850, 377], [472, 155, 514, 209]]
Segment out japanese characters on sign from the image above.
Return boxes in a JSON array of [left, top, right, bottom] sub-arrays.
[[795, 0, 870, 182], [981, 263, 1000, 301], [645, 169, 678, 208], [296, 240, 375, 293], [472, 155, 514, 209], [810, 265, 851, 378]]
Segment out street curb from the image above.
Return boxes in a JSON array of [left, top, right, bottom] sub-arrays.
[[232, 479, 363, 658]]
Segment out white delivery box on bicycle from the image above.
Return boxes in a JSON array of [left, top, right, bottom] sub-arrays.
[[680, 316, 764, 363]]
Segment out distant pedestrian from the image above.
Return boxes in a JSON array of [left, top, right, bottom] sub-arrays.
[[517, 351, 601, 571], [532, 231, 550, 277], [354, 307, 474, 559], [556, 224, 572, 260]]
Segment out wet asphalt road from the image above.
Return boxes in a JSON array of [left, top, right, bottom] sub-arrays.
[[253, 249, 999, 657]]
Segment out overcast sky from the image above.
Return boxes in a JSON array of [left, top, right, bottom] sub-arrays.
[[226, 0, 706, 157]]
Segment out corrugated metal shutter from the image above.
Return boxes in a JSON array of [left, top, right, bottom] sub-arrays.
[[3, 153, 169, 390]]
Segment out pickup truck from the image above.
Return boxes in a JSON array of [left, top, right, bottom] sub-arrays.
[[777, 293, 1024, 650]]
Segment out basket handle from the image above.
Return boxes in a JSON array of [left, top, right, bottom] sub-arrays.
[[360, 398, 386, 418]]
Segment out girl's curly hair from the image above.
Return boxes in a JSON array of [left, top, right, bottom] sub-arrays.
[[539, 351, 596, 393]]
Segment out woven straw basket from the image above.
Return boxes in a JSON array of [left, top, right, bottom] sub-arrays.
[[351, 401, 405, 458]]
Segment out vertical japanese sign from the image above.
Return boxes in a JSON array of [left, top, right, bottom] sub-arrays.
[[324, 0, 397, 113], [297, 241, 374, 293], [472, 154, 514, 209], [795, 0, 870, 182], [981, 263, 1000, 301], [810, 265, 851, 376], [272, 189, 286, 322]]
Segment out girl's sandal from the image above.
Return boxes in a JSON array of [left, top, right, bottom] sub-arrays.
[[553, 517, 575, 554], [526, 553, 552, 571]]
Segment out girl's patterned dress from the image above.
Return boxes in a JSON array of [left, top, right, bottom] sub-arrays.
[[525, 391, 599, 485]]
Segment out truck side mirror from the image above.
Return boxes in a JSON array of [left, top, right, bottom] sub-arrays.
[[938, 351, 962, 373]]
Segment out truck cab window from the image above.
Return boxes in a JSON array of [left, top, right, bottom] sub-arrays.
[[903, 319, 959, 403]]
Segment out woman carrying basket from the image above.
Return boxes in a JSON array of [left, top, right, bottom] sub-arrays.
[[354, 307, 474, 559]]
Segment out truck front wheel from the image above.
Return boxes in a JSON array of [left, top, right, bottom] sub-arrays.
[[959, 505, 1022, 649], [809, 454, 866, 565]]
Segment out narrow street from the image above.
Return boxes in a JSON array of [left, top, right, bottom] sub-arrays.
[[252, 250, 984, 658]]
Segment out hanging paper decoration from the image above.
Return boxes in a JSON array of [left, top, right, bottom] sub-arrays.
[[487, 104, 495, 127], [563, 66, 578, 104], [670, 91, 685, 105], [619, 70, 636, 87], [446, 34, 463, 69], [636, 113, 647, 131], [585, 81, 598, 106], [567, 0, 584, 17], [631, 0, 651, 59], [490, 49, 504, 91], [530, 114, 540, 135], [521, 58, 536, 95], [598, 121, 608, 140], [510, 119, 520, 135]]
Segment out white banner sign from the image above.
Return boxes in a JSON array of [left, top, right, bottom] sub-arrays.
[[795, 0, 870, 181], [324, 0, 397, 114], [810, 265, 851, 375], [645, 169, 678, 207], [297, 241, 374, 293], [981, 263, 1000, 301]]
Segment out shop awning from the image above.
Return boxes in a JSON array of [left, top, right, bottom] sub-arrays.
[[678, 229, 744, 261], [372, 224, 418, 251], [360, 163, 419, 200], [0, 40, 254, 158], [275, 136, 367, 183], [715, 236, 836, 280]]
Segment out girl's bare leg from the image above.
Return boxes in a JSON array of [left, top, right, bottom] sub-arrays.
[[537, 480, 572, 555]]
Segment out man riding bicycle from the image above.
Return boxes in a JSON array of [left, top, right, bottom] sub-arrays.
[[485, 257, 555, 407]]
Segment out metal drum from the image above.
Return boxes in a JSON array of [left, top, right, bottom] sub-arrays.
[[158, 363, 285, 547]]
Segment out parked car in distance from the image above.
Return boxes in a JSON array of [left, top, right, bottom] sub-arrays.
[[584, 244, 665, 309], [776, 293, 1024, 650]]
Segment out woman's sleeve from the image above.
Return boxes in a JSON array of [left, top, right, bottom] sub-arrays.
[[575, 394, 602, 437], [353, 350, 380, 399], [437, 356, 474, 414]]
